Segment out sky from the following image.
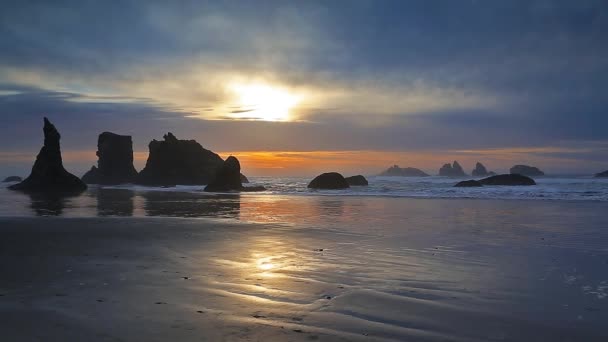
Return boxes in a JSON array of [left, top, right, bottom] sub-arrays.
[[1, 0, 608, 177]]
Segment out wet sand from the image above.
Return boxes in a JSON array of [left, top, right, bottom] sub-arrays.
[[1, 198, 608, 341]]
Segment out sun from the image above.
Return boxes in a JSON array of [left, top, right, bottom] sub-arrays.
[[229, 83, 301, 121]]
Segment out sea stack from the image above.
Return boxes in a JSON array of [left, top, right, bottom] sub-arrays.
[[136, 133, 224, 186], [379, 165, 429, 177], [345, 175, 368, 186], [204, 156, 266, 192], [9, 118, 87, 193], [595, 170, 608, 178], [2, 176, 22, 182], [82, 132, 138, 184], [308, 172, 350, 189], [439, 161, 467, 177], [471, 162, 495, 177], [510, 165, 544, 177]]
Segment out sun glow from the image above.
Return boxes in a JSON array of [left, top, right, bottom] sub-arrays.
[[229, 83, 301, 121]]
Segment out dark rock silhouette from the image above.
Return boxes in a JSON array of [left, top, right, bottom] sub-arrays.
[[240, 173, 249, 183], [595, 170, 608, 178], [137, 133, 224, 186], [345, 175, 368, 186], [379, 165, 429, 177], [81, 166, 100, 184], [2, 176, 22, 182], [471, 162, 495, 177], [9, 118, 87, 194], [439, 161, 467, 177], [308, 172, 350, 189], [204, 156, 242, 192], [82, 132, 138, 184], [204, 156, 266, 192], [479, 174, 536, 186], [510, 165, 545, 177], [454, 180, 483, 187]]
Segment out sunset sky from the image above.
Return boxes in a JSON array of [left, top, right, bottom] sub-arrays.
[[1, 1, 608, 177]]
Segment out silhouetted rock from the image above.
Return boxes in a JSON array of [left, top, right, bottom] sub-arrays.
[[307, 172, 350, 189], [204, 156, 242, 192], [439, 161, 467, 177], [81, 166, 100, 184], [240, 173, 249, 183], [379, 165, 429, 177], [345, 175, 368, 186], [454, 180, 483, 187], [471, 162, 495, 177], [204, 156, 266, 192], [479, 174, 536, 186], [595, 170, 608, 178], [82, 132, 138, 184], [2, 176, 22, 182], [9, 118, 87, 194], [510, 165, 544, 177], [137, 133, 224, 186]]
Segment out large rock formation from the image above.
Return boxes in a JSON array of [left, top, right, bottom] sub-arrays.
[[9, 118, 87, 193], [2, 176, 22, 182], [308, 172, 350, 189], [510, 165, 544, 177], [454, 180, 483, 187], [439, 161, 467, 177], [379, 165, 429, 177], [479, 174, 536, 186], [240, 173, 249, 183], [82, 132, 138, 184], [345, 175, 368, 186], [137, 133, 224, 186], [471, 162, 495, 177], [595, 170, 608, 178], [204, 156, 266, 192]]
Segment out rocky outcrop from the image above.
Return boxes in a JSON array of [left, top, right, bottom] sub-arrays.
[[379, 165, 429, 177], [595, 170, 608, 178], [2, 176, 22, 182], [439, 161, 467, 177], [454, 180, 483, 187], [345, 175, 368, 186], [82, 132, 138, 184], [204, 156, 266, 192], [9, 118, 87, 193], [510, 165, 544, 177], [240, 173, 249, 183], [471, 162, 495, 177], [479, 174, 536, 186], [136, 133, 224, 186], [307, 172, 350, 189]]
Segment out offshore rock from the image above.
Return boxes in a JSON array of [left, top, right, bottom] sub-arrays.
[[82, 132, 138, 184], [307, 172, 350, 189]]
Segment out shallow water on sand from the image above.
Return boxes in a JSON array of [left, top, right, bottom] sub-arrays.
[[1, 187, 607, 341]]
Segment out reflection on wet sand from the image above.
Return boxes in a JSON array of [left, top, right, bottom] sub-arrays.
[[96, 188, 135, 216], [28, 193, 70, 216], [142, 191, 240, 218]]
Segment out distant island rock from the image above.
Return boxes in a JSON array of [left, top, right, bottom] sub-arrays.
[[345, 175, 368, 186], [454, 174, 536, 187], [2, 176, 22, 183], [204, 156, 265, 192], [136, 133, 224, 186], [9, 118, 87, 193], [471, 162, 495, 177], [454, 180, 482, 187], [595, 170, 608, 178], [82, 132, 138, 185], [308, 172, 350, 189], [510, 165, 545, 177], [439, 161, 467, 177], [379, 165, 429, 177]]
